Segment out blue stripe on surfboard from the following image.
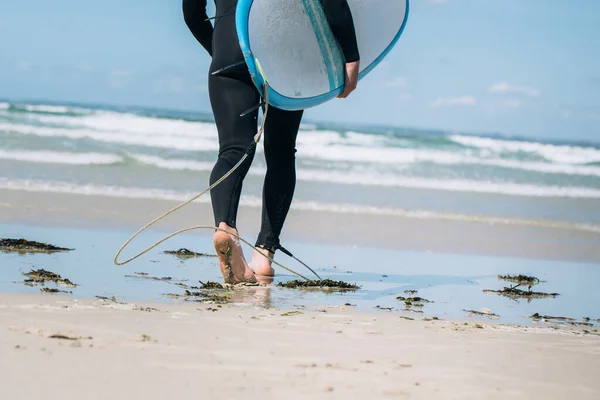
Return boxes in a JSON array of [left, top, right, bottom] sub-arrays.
[[300, 0, 344, 91]]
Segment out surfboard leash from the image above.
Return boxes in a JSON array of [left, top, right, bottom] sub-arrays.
[[113, 78, 322, 282]]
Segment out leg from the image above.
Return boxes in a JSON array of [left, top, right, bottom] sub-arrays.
[[249, 106, 304, 277], [208, 67, 261, 284]]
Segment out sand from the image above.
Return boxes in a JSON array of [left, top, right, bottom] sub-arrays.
[[1, 292, 599, 399], [2, 189, 600, 399]]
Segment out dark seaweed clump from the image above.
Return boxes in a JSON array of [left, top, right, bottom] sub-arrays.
[[484, 273, 558, 302], [483, 285, 559, 300], [163, 248, 216, 258], [498, 274, 540, 285], [1, 238, 73, 254], [125, 272, 172, 281], [183, 290, 230, 304], [530, 313, 594, 327], [395, 296, 432, 308], [277, 279, 359, 290], [22, 269, 77, 288]]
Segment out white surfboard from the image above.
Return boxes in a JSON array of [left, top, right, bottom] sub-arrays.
[[236, 0, 410, 110]]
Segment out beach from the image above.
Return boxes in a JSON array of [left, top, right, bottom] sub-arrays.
[[2, 292, 599, 400], [2, 101, 600, 398], [2, 188, 600, 399]]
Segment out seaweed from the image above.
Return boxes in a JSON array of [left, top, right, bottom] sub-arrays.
[[40, 287, 72, 294], [395, 296, 432, 308], [277, 279, 359, 290], [21, 269, 78, 288], [281, 310, 303, 316], [184, 289, 231, 304], [485, 273, 559, 303], [404, 290, 418, 295], [163, 248, 216, 258], [125, 272, 172, 281], [94, 295, 124, 304], [498, 274, 541, 285], [530, 313, 593, 326], [464, 309, 500, 319], [0, 238, 73, 254], [483, 285, 559, 300], [198, 280, 225, 289], [48, 334, 78, 340], [133, 306, 160, 312]]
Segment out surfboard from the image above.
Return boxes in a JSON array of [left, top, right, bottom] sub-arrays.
[[235, 0, 410, 111]]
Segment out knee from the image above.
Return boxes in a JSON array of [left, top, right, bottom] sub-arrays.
[[264, 145, 296, 167], [219, 143, 255, 164]]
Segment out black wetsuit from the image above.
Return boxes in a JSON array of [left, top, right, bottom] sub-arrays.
[[182, 0, 359, 252]]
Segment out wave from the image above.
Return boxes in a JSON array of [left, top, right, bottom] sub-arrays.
[[0, 102, 9, 110], [0, 149, 123, 165], [297, 145, 600, 177], [4, 144, 600, 184], [131, 154, 215, 171], [1, 177, 598, 233], [0, 123, 220, 152], [450, 134, 600, 165]]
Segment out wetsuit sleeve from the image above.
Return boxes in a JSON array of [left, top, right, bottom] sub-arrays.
[[182, 0, 214, 57], [319, 0, 360, 62]]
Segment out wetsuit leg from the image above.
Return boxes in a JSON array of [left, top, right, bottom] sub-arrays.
[[208, 0, 304, 251], [255, 107, 304, 252], [208, 0, 260, 229]]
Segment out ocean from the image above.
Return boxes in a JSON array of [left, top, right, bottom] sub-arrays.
[[1, 100, 600, 232]]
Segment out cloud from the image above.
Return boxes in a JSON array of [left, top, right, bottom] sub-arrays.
[[489, 82, 541, 97], [384, 77, 407, 88], [431, 96, 477, 107]]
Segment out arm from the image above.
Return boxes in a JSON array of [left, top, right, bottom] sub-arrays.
[[319, 0, 360, 98], [319, 0, 360, 63], [182, 0, 214, 57]]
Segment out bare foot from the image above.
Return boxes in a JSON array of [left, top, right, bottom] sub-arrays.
[[249, 247, 275, 284], [213, 223, 257, 284]]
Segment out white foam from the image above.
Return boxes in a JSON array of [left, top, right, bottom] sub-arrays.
[[131, 154, 215, 171], [0, 149, 123, 165], [0, 123, 219, 152], [22, 104, 76, 114], [296, 169, 600, 197], [451, 134, 600, 165], [1, 177, 598, 233], [0, 102, 9, 110], [0, 178, 208, 203], [298, 144, 600, 177]]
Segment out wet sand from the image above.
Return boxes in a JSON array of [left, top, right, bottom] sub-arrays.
[[2, 189, 600, 263], [1, 292, 599, 399]]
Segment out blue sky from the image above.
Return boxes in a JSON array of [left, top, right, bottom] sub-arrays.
[[1, 0, 599, 141]]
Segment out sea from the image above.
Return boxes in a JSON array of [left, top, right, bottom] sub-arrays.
[[1, 100, 600, 232]]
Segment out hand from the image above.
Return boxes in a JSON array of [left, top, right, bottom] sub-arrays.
[[338, 60, 360, 98]]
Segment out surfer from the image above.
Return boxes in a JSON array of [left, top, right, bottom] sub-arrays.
[[182, 0, 360, 283]]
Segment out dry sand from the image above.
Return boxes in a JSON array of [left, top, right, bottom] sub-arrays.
[[2, 189, 600, 263], [1, 292, 599, 399]]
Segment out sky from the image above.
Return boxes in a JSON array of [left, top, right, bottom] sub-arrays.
[[1, 0, 599, 141]]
